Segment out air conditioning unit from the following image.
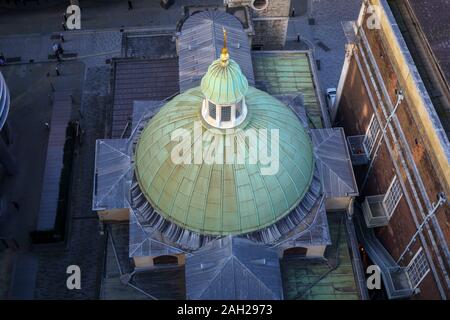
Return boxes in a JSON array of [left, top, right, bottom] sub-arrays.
[[362, 195, 389, 228], [347, 135, 369, 165]]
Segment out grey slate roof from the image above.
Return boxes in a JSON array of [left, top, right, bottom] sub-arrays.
[[92, 139, 132, 211], [129, 206, 185, 258], [179, 10, 255, 92], [185, 236, 283, 300], [274, 196, 331, 252], [311, 128, 359, 198], [112, 58, 179, 138]]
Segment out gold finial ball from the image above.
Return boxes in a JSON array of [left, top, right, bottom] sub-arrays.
[[221, 27, 229, 65]]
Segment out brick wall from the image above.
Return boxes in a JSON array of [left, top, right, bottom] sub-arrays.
[[335, 6, 450, 299]]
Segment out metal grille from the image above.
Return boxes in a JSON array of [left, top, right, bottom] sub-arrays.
[[221, 106, 231, 122], [209, 101, 216, 119], [363, 114, 380, 155], [407, 248, 429, 288], [383, 176, 402, 218]]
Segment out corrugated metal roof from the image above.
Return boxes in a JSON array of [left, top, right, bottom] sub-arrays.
[[36, 90, 72, 231], [92, 139, 132, 211], [311, 128, 359, 198], [185, 236, 283, 300], [179, 10, 254, 92], [252, 51, 323, 128]]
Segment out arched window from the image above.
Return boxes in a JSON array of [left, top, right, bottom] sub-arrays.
[[221, 106, 231, 122], [236, 100, 242, 118], [208, 101, 216, 119], [153, 255, 179, 265], [251, 0, 269, 11], [283, 247, 308, 258]]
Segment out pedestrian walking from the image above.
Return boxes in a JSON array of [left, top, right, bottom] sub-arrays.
[[128, 1, 133, 10], [297, 33, 300, 42], [63, 12, 67, 22], [55, 65, 61, 76], [44, 122, 50, 130], [52, 42, 59, 54], [291, 7, 295, 17], [62, 21, 67, 31], [60, 33, 65, 43], [57, 43, 64, 55]]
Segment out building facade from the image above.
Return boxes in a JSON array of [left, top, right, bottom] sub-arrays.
[[334, 0, 450, 299], [225, 0, 292, 49]]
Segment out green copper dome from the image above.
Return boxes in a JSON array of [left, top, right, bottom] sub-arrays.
[[134, 86, 315, 236], [200, 58, 249, 105]]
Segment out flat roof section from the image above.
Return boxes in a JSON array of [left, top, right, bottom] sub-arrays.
[[252, 51, 324, 128], [281, 212, 360, 300]]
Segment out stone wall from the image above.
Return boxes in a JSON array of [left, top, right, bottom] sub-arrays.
[[252, 18, 288, 49], [226, 0, 292, 49]]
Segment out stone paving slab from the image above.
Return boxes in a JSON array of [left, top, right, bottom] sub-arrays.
[[0, 30, 122, 67]]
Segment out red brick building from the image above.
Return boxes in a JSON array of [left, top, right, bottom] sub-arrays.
[[333, 0, 450, 299]]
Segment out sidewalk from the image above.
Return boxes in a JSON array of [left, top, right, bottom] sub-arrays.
[[0, 30, 122, 67], [0, 0, 222, 36]]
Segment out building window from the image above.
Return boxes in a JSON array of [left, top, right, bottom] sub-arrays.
[[209, 101, 216, 119], [236, 100, 242, 118], [221, 106, 231, 122], [283, 247, 308, 258], [363, 114, 380, 155], [382, 176, 403, 218], [407, 248, 430, 288], [153, 255, 178, 265]]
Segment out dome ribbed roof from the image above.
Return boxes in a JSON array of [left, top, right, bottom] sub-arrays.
[[134, 86, 315, 236], [200, 58, 248, 105], [0, 71, 10, 131]]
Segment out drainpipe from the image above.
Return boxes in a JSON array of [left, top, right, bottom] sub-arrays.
[[353, 45, 447, 299], [398, 192, 448, 263], [357, 25, 450, 290], [361, 89, 404, 191]]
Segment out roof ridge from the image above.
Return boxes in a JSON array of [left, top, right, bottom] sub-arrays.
[[231, 254, 280, 299]]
